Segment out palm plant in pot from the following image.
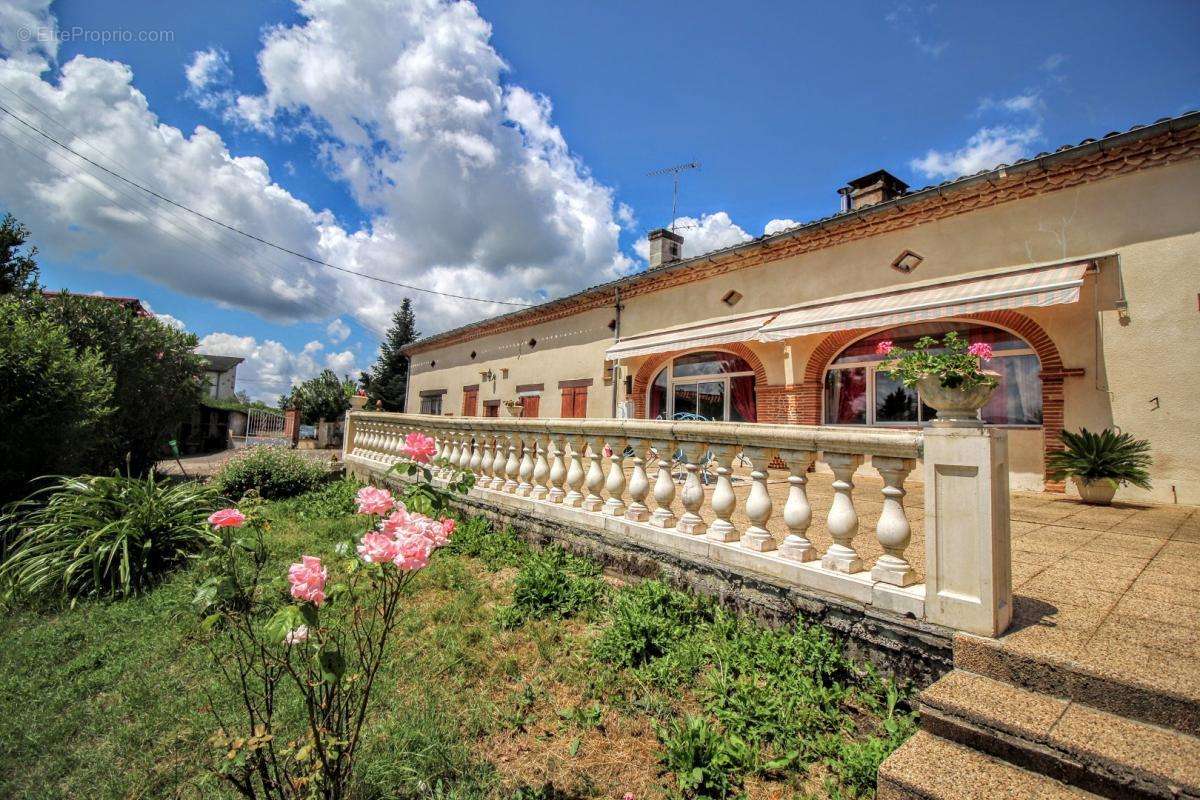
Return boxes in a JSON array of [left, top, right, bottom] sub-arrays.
[[875, 331, 999, 425], [1046, 427, 1152, 505]]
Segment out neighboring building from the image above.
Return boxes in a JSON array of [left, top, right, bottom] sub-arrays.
[[40, 290, 154, 317], [198, 354, 244, 401], [402, 112, 1200, 503]]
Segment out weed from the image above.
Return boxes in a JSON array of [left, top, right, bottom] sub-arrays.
[[656, 714, 754, 800], [496, 546, 606, 628]]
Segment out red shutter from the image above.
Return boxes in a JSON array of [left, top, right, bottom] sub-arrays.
[[462, 389, 478, 416], [561, 389, 574, 418], [521, 395, 539, 418], [572, 387, 587, 418]]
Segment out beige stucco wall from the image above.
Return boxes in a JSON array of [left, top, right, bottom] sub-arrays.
[[408, 158, 1200, 503]]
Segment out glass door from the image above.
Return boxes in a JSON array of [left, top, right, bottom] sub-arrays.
[[673, 380, 726, 420]]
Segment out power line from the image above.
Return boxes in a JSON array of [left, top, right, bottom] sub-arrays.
[[0, 99, 533, 308]]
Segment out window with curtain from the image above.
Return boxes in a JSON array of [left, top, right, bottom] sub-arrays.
[[646, 351, 757, 422], [822, 321, 1042, 427]]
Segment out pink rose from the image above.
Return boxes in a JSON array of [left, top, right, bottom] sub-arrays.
[[285, 625, 309, 644], [288, 556, 328, 605], [357, 531, 401, 564], [875, 340, 894, 356], [402, 432, 438, 463], [379, 506, 415, 536], [967, 341, 994, 361], [356, 486, 395, 516], [623, 794, 636, 800], [392, 532, 433, 571], [440, 518, 456, 540], [208, 508, 246, 528]]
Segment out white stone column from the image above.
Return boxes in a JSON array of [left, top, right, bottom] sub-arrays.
[[503, 434, 520, 493], [547, 435, 567, 504], [741, 446, 778, 551], [676, 442, 707, 535], [468, 434, 484, 477], [872, 457, 917, 586], [489, 435, 506, 490], [437, 436, 452, 476], [649, 439, 677, 528], [821, 452, 865, 573], [923, 427, 1013, 637], [457, 434, 472, 473], [516, 436, 535, 497], [625, 438, 651, 522], [602, 438, 628, 516], [582, 436, 606, 512], [778, 450, 817, 562], [531, 435, 550, 500], [478, 436, 494, 486], [564, 435, 587, 508], [706, 445, 739, 542]]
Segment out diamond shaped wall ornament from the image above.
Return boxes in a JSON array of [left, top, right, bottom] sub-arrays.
[[891, 250, 924, 273]]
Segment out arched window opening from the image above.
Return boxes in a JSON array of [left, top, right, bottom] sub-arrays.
[[647, 351, 757, 422], [824, 321, 1042, 427]]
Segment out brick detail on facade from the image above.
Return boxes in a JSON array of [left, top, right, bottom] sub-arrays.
[[631, 342, 771, 420]]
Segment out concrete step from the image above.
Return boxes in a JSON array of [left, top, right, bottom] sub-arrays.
[[877, 730, 1100, 800], [919, 669, 1200, 799], [954, 631, 1200, 737]]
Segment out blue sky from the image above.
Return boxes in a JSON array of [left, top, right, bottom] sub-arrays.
[[1, 0, 1197, 400]]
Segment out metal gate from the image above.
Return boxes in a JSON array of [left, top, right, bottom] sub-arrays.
[[244, 408, 288, 447]]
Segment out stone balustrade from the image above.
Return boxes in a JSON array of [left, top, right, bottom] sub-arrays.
[[343, 412, 1012, 637]]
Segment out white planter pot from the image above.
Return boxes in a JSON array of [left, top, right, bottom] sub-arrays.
[[1074, 477, 1118, 505], [917, 374, 999, 427]]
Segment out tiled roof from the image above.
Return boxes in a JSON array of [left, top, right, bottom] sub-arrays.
[[404, 110, 1200, 354]]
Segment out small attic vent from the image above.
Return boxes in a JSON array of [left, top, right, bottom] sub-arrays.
[[722, 290, 743, 307], [890, 250, 924, 274]]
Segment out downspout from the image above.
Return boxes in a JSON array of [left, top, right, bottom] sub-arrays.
[[611, 287, 622, 417]]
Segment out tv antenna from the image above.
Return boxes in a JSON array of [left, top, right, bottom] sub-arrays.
[[647, 160, 700, 232]]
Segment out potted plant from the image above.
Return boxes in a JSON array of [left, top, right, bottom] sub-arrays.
[[875, 331, 999, 425], [1046, 427, 1152, 505]]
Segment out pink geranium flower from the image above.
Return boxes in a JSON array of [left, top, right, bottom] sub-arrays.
[[967, 341, 994, 360], [288, 556, 328, 605], [357, 531, 401, 564], [208, 508, 246, 528], [402, 432, 438, 463], [875, 340, 894, 356], [392, 532, 433, 571], [356, 486, 395, 516]]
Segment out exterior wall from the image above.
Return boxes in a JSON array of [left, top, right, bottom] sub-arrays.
[[205, 367, 238, 400], [408, 158, 1200, 503]]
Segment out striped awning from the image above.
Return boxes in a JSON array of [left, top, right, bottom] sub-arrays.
[[755, 261, 1090, 342], [605, 310, 777, 360]]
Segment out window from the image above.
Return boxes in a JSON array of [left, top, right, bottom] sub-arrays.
[[647, 351, 757, 422], [419, 394, 443, 415], [822, 321, 1042, 427], [462, 386, 478, 416], [483, 400, 500, 418], [559, 379, 591, 418]]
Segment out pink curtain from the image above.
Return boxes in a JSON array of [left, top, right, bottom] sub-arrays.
[[730, 375, 757, 422]]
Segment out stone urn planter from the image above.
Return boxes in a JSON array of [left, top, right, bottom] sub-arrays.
[[349, 394, 368, 410], [917, 373, 999, 426], [1074, 477, 1118, 505]]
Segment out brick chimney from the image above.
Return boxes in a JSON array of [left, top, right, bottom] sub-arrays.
[[838, 170, 909, 212], [647, 228, 683, 269]]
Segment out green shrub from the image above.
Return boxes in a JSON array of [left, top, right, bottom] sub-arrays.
[[592, 580, 714, 669], [445, 519, 530, 569], [656, 714, 754, 800], [271, 476, 361, 519], [1047, 427, 1152, 490], [212, 446, 329, 500], [0, 473, 216, 602], [496, 546, 606, 628], [0, 297, 115, 501]]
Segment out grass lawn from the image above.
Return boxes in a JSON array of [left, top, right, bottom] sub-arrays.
[[0, 480, 914, 799]]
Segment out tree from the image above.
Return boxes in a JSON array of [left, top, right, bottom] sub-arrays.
[[364, 298, 419, 411], [0, 213, 41, 297], [282, 369, 354, 424], [0, 298, 115, 500]]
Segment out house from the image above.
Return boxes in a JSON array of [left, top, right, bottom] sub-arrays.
[[40, 290, 154, 317], [178, 354, 247, 453], [402, 111, 1200, 504], [199, 354, 244, 401]]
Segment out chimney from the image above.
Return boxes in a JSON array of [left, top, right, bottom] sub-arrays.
[[647, 228, 683, 269], [838, 169, 909, 212]]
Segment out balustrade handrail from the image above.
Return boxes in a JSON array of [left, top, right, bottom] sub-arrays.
[[348, 411, 922, 459]]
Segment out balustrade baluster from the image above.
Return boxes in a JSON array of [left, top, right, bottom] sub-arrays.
[[531, 435, 551, 500], [625, 438, 650, 522], [517, 436, 535, 497], [871, 457, 918, 586], [676, 443, 707, 535], [706, 445, 740, 542], [489, 434, 507, 490], [564, 436, 586, 508], [582, 437, 606, 512], [503, 434, 520, 493], [547, 435, 567, 503], [777, 450, 817, 562], [479, 435, 495, 486], [469, 433, 484, 477], [741, 446, 777, 551], [821, 452, 865, 573], [602, 437, 628, 516], [458, 434, 473, 473], [648, 439, 677, 528]]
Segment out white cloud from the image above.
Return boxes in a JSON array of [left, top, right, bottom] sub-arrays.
[[978, 91, 1042, 115], [184, 47, 233, 111], [764, 218, 799, 236], [0, 0, 635, 341], [885, 3, 948, 58], [197, 331, 362, 402], [140, 300, 187, 330], [1041, 53, 1067, 73], [909, 124, 1042, 180], [325, 317, 350, 343], [0, 0, 56, 62], [633, 212, 754, 264]]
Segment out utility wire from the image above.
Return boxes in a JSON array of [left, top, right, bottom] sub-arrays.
[[0, 99, 533, 307]]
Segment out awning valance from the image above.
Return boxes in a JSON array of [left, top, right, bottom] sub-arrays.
[[606, 311, 777, 360], [755, 261, 1090, 342]]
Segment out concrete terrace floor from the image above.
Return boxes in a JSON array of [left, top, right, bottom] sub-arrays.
[[665, 464, 1200, 704]]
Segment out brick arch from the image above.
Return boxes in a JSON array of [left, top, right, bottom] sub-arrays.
[[631, 342, 770, 420], [800, 310, 1068, 489]]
